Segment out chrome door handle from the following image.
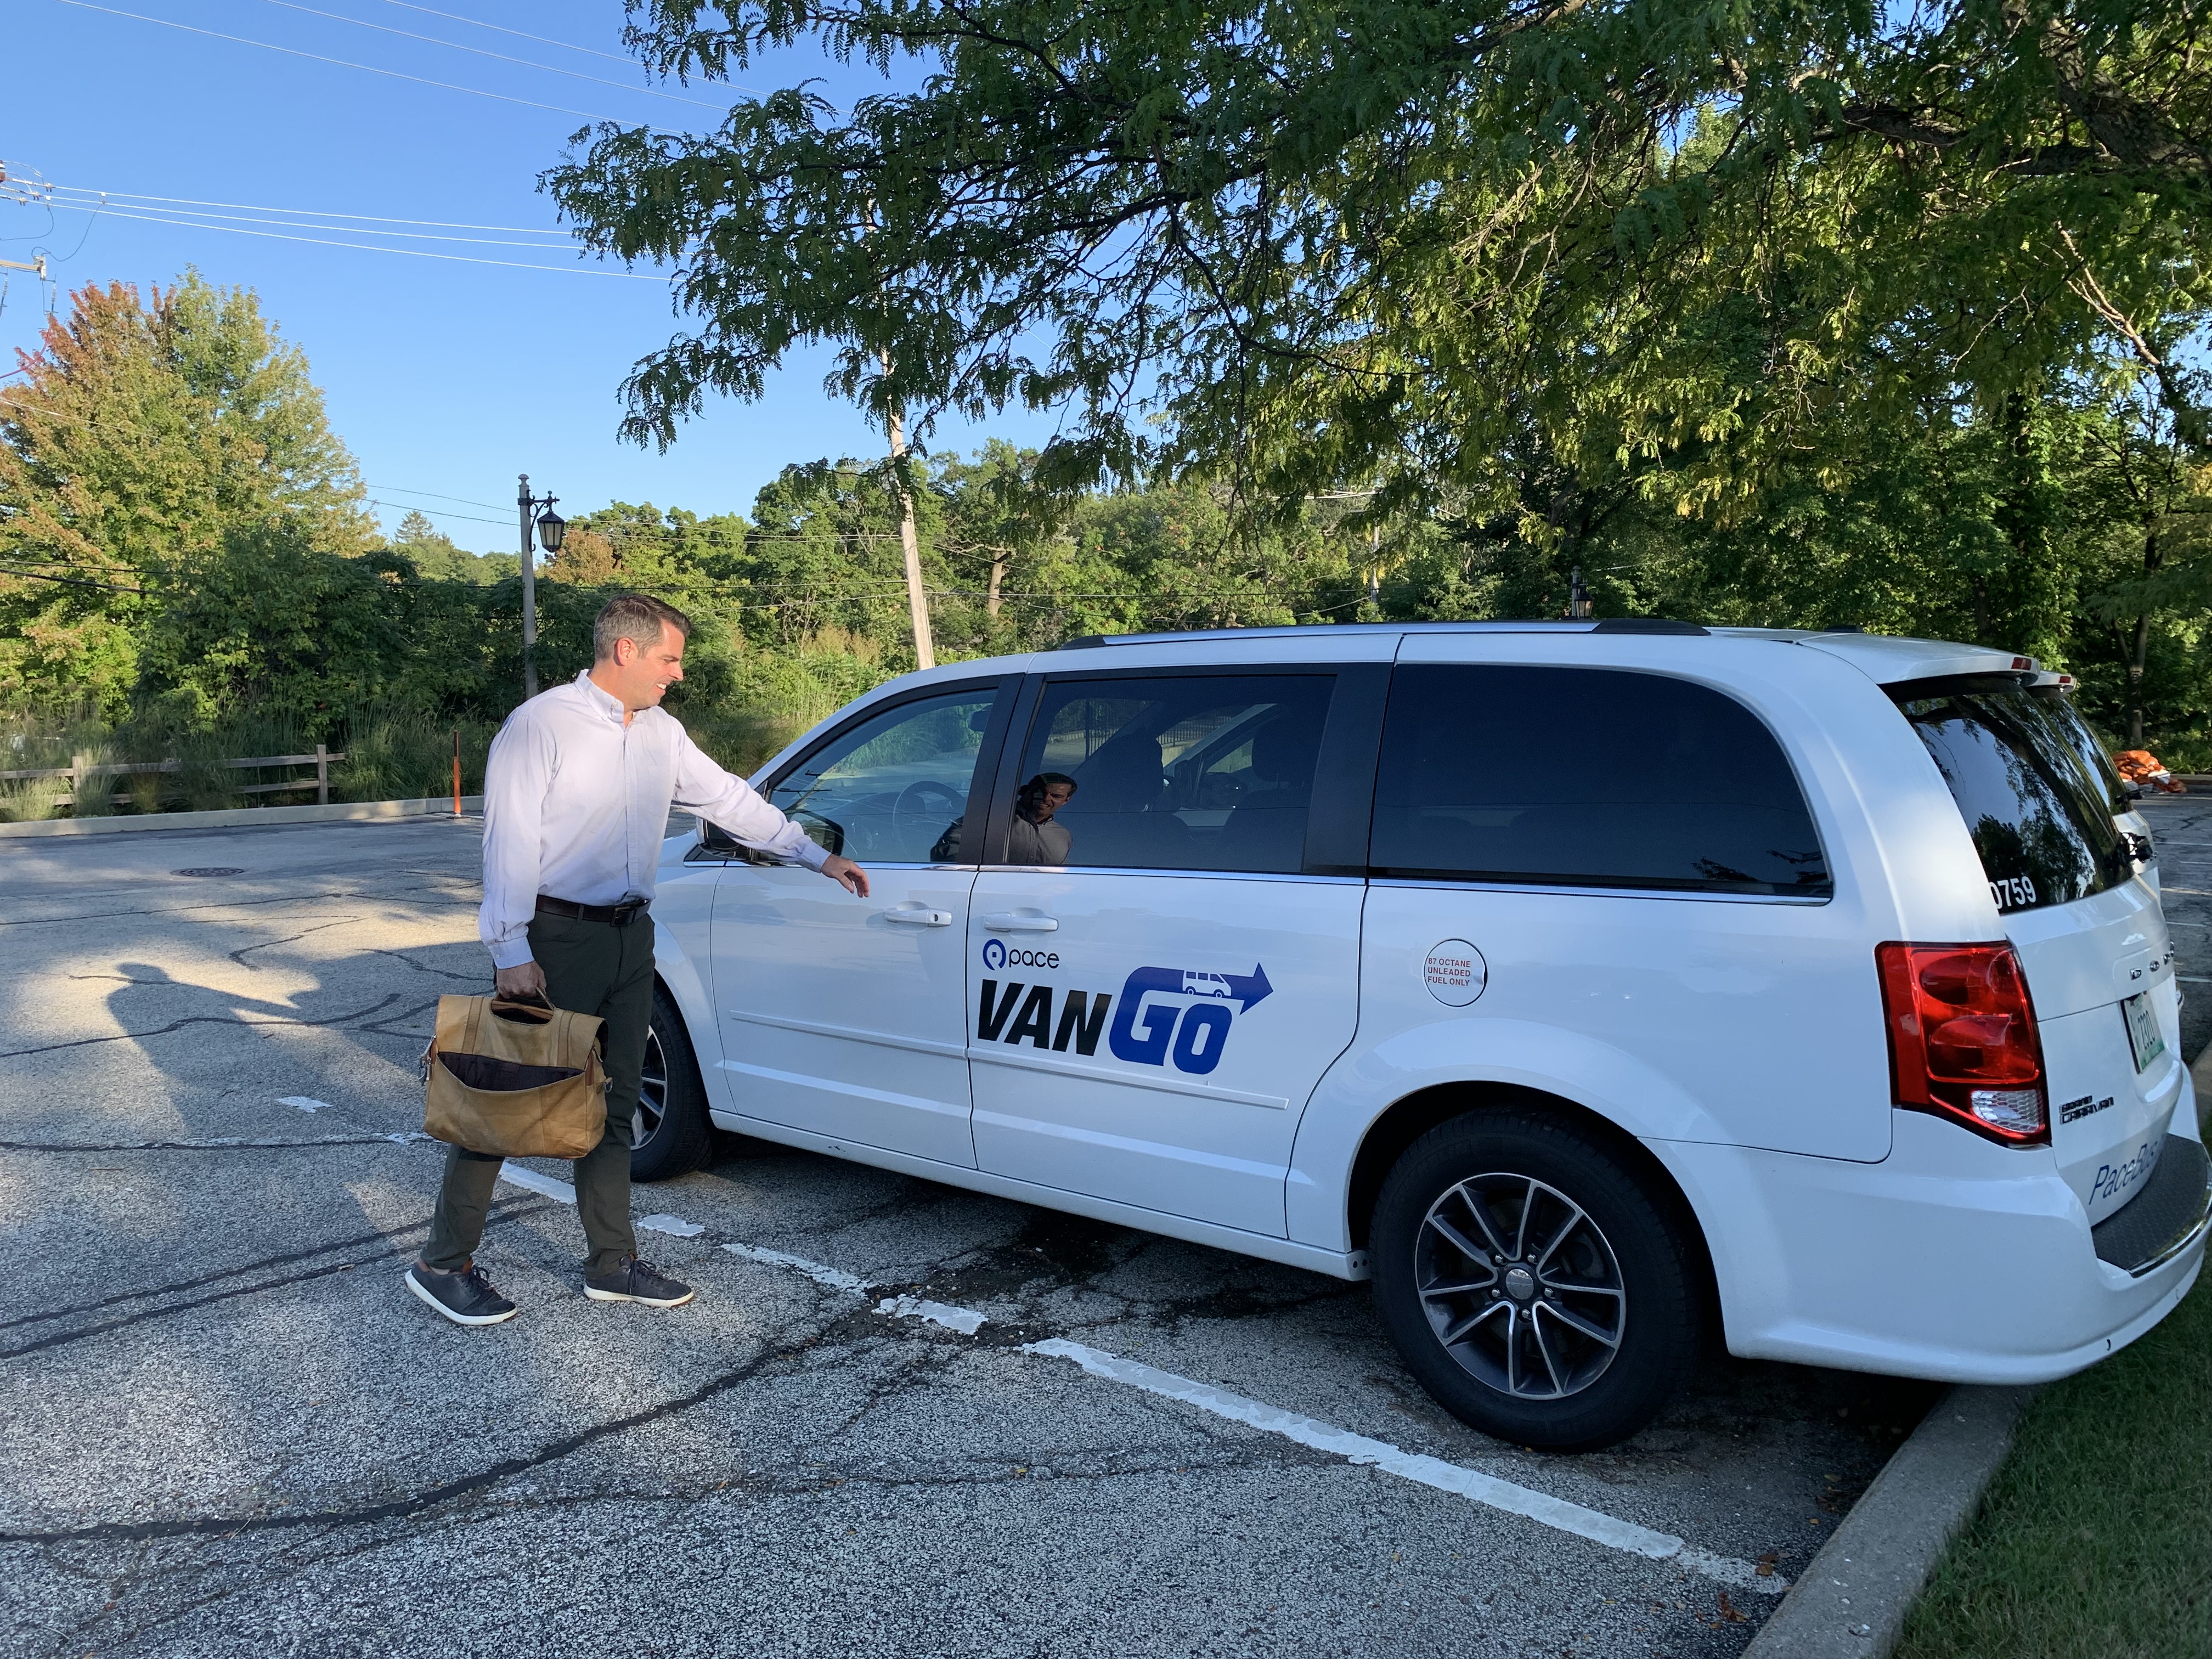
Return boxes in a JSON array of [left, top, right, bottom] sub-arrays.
[[981, 912, 1059, 933], [883, 907, 953, 927]]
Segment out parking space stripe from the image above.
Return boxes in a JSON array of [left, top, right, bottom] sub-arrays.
[[1020, 1336, 1786, 1595], [495, 1164, 578, 1203], [876, 1294, 987, 1334], [720, 1242, 873, 1293], [709, 1239, 1784, 1596]]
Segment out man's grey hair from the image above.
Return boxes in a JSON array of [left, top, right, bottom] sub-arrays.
[[592, 594, 692, 662]]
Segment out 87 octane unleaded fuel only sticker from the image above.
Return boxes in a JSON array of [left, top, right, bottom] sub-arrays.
[[1424, 940, 1487, 1007]]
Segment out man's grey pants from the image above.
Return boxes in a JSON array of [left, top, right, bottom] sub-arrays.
[[423, 910, 653, 1275]]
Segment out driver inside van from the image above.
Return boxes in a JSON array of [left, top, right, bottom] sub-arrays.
[[1008, 772, 1077, 864]]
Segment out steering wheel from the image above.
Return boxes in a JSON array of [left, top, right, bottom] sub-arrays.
[[893, 779, 964, 850]]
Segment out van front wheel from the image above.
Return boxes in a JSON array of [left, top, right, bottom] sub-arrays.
[[630, 983, 713, 1183], [1371, 1110, 1700, 1452]]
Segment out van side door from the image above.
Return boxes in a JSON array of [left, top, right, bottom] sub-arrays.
[[966, 663, 1385, 1236], [706, 678, 1016, 1167]]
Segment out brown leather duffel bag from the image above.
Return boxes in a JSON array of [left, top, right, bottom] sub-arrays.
[[422, 994, 609, 1159]]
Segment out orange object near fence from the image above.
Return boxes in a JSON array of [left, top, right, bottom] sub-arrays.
[[2115, 749, 2188, 794]]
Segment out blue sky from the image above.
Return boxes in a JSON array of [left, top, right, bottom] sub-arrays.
[[2, 0, 1052, 550]]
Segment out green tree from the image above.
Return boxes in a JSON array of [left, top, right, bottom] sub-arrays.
[[388, 509, 512, 583], [0, 272, 374, 711], [549, 0, 2211, 502]]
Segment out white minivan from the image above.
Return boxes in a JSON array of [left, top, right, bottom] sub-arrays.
[[630, 621, 2209, 1449]]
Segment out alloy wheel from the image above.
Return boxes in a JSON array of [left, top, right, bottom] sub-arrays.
[[634, 1025, 669, 1148], [1415, 1173, 1628, 1400]]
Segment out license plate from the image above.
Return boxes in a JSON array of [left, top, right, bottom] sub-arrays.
[[2123, 991, 2166, 1073]]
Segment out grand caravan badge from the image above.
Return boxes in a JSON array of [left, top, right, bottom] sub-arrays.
[[975, 962, 1273, 1076]]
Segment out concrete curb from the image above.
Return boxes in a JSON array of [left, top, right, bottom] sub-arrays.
[[1742, 1383, 2036, 1657], [0, 796, 483, 839]]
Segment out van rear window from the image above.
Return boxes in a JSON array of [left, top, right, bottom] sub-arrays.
[[2030, 689, 2134, 816], [1370, 665, 1831, 896], [1893, 678, 2130, 914]]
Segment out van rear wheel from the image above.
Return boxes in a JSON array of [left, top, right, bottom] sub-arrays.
[[1371, 1110, 1699, 1452]]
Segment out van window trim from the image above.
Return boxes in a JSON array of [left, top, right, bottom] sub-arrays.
[[1369, 876, 1833, 906], [698, 674, 1018, 865], [1364, 661, 1837, 899], [985, 664, 1366, 876]]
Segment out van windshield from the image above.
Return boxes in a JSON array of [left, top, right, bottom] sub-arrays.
[[1893, 677, 2131, 915]]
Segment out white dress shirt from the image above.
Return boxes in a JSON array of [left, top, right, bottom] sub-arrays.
[[479, 670, 828, 968]]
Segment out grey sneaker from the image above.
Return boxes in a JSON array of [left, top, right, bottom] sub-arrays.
[[584, 1256, 695, 1307], [405, 1262, 518, 1326]]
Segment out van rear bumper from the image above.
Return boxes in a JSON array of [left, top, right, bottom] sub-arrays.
[[1653, 1092, 2209, 1385]]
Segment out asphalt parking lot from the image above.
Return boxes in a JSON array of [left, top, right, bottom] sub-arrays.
[[4, 797, 2205, 1659]]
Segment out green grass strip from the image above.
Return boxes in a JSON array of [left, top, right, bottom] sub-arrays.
[[1895, 1263, 2211, 1659]]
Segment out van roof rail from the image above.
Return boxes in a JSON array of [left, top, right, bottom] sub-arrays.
[[1054, 618, 1709, 649], [1588, 617, 1709, 635]]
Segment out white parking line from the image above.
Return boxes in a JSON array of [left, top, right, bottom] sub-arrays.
[[1023, 1338, 1783, 1594], [721, 1243, 873, 1293], [715, 1241, 1783, 1595], [494, 1165, 577, 1204], [876, 1294, 986, 1334]]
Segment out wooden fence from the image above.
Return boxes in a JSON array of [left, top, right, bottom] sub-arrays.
[[0, 747, 346, 809]]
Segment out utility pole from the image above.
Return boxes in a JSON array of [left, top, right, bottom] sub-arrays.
[[0, 253, 45, 278], [878, 351, 935, 671]]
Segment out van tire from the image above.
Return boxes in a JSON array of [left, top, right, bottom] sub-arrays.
[[630, 984, 713, 1183], [1371, 1109, 1700, 1452]]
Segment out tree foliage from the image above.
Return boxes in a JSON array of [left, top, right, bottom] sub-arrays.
[[0, 273, 374, 710], [551, 0, 2212, 493], [544, 0, 2212, 751]]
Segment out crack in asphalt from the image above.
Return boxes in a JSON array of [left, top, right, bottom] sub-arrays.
[[0, 887, 454, 929], [0, 1200, 550, 1333], [227, 919, 363, 970], [0, 994, 403, 1059], [362, 946, 483, 984], [0, 1201, 553, 1361], [351, 996, 446, 1039], [0, 1303, 868, 1545]]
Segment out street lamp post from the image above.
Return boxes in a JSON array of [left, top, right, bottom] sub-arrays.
[[515, 475, 566, 700]]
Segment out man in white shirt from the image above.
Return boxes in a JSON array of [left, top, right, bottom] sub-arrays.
[[406, 595, 869, 1327]]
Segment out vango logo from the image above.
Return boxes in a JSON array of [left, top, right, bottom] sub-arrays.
[[1108, 963, 1272, 1077], [975, 962, 1273, 1076]]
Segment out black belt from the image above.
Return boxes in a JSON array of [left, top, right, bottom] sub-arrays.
[[535, 894, 650, 927]]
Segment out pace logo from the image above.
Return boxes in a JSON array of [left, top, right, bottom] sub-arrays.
[[981, 938, 1006, 972], [974, 961, 1273, 1076]]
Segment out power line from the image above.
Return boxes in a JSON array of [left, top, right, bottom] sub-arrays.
[[46, 187, 573, 236], [33, 198, 666, 278], [243, 0, 727, 109], [42, 198, 577, 251], [366, 497, 513, 527], [367, 483, 512, 511], [47, 0, 640, 123], [365, 0, 774, 98], [371, 0, 654, 66]]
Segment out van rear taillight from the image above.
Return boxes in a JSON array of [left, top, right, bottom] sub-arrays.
[[1875, 943, 2049, 1146]]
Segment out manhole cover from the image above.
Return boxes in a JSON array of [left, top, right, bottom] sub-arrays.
[[172, 867, 245, 878]]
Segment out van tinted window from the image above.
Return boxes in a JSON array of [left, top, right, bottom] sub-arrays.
[[1003, 674, 1334, 873], [1370, 665, 1830, 896], [2030, 689, 2133, 815], [1894, 678, 2129, 914]]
